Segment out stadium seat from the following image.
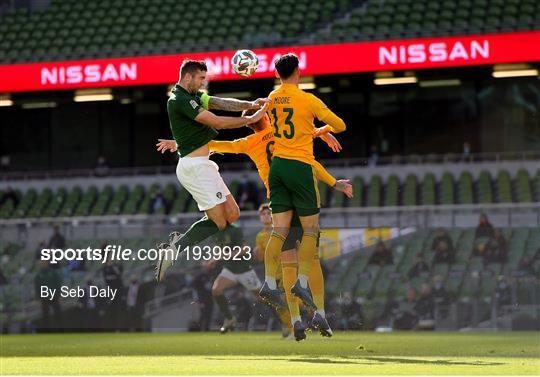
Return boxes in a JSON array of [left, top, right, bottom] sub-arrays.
[[457, 172, 474, 204], [367, 175, 382, 207], [440, 172, 455, 205], [403, 174, 417, 206]]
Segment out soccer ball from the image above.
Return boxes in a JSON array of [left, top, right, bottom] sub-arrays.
[[231, 49, 259, 77]]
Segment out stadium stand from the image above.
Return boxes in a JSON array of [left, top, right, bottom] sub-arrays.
[[1, 168, 538, 219], [2, 226, 538, 329], [0, 0, 356, 64], [320, 0, 540, 43], [0, 0, 538, 64]]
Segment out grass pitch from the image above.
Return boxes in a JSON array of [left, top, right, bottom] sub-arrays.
[[1, 331, 539, 375]]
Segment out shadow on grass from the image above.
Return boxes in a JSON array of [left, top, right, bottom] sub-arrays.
[[206, 356, 505, 367], [359, 356, 504, 366]]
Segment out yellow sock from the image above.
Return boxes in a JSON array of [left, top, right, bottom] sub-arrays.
[[281, 261, 301, 322], [277, 307, 292, 332], [264, 232, 285, 288], [297, 232, 318, 283], [308, 256, 325, 313]]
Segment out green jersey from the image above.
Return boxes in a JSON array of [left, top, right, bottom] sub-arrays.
[[167, 84, 218, 157], [214, 224, 253, 274]]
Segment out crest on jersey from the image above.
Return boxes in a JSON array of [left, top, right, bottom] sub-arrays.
[[190, 100, 198, 109], [216, 192, 222, 199]]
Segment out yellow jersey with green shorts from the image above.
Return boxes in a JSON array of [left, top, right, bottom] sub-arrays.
[[267, 83, 346, 216]]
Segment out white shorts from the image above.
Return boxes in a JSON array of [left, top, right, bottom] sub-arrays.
[[218, 268, 262, 291], [176, 156, 230, 211]]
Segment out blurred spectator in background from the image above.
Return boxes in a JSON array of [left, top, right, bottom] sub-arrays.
[[475, 214, 495, 240], [0, 186, 19, 208], [149, 191, 169, 214], [494, 276, 512, 306], [432, 236, 455, 264], [368, 241, 393, 266], [473, 214, 495, 256], [414, 283, 435, 320], [192, 262, 216, 331], [34, 260, 62, 332], [518, 256, 536, 276], [94, 156, 110, 177], [368, 144, 379, 167], [431, 228, 454, 254], [461, 142, 471, 162], [68, 255, 85, 272], [408, 254, 430, 279], [393, 287, 418, 330], [338, 292, 364, 330], [78, 279, 101, 329], [431, 275, 452, 306], [48, 225, 66, 249], [236, 174, 259, 210], [102, 256, 125, 330], [126, 276, 144, 331], [484, 229, 508, 264], [47, 226, 66, 270]]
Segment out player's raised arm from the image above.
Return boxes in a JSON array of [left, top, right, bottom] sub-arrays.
[[314, 129, 342, 153], [195, 102, 268, 130], [208, 138, 249, 154], [312, 160, 353, 198], [310, 95, 347, 134], [207, 96, 270, 112]]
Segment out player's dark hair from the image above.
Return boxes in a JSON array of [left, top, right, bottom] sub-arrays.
[[274, 53, 299, 80], [258, 203, 270, 212], [242, 108, 266, 132], [180, 59, 207, 78]]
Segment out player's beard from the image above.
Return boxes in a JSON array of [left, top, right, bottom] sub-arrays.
[[187, 79, 198, 94]]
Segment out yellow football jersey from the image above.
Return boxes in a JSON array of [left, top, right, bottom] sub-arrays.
[[255, 228, 271, 262], [208, 122, 336, 198], [268, 83, 346, 165]]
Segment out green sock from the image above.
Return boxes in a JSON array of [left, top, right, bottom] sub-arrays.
[[176, 216, 220, 253], [214, 294, 232, 320]]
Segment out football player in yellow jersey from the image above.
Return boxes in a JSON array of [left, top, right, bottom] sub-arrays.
[[156, 107, 352, 340], [262, 53, 347, 334]]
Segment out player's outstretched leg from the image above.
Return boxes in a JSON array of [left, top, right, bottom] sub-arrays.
[[212, 274, 237, 334], [259, 232, 287, 310], [155, 240, 176, 283], [281, 251, 305, 341], [155, 215, 222, 282], [291, 238, 318, 311], [292, 214, 319, 310], [293, 319, 307, 342], [260, 211, 292, 309], [308, 256, 332, 337]]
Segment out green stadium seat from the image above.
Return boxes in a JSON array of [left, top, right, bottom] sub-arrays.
[[457, 172, 474, 204], [403, 174, 417, 206], [367, 175, 382, 207], [385, 175, 399, 207], [440, 172, 455, 205], [495, 170, 513, 203], [477, 170, 493, 204]]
